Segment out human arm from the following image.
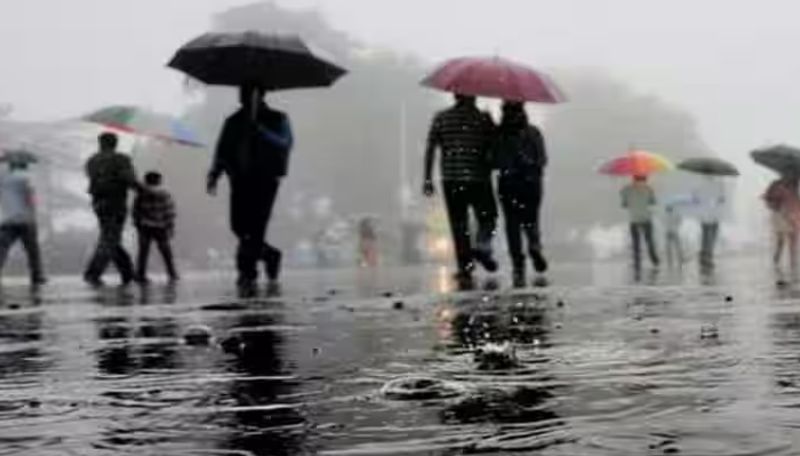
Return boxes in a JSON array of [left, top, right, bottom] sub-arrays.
[[423, 115, 440, 197], [165, 193, 176, 237], [207, 117, 233, 196]]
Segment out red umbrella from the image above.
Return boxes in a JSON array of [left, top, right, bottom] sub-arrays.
[[422, 56, 566, 103]]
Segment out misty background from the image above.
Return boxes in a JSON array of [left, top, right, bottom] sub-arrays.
[[0, 0, 789, 273]]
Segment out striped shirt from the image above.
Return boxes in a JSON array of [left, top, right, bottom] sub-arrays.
[[426, 104, 495, 182], [133, 187, 176, 232]]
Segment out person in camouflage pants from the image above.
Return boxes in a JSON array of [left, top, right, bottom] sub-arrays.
[[83, 132, 140, 286]]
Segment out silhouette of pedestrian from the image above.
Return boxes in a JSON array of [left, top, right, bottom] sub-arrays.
[[208, 85, 293, 290]]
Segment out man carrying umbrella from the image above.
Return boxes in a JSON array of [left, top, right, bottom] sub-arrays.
[[169, 31, 345, 291], [207, 85, 293, 289], [423, 94, 498, 287]]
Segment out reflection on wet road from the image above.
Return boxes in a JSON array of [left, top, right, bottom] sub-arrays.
[[0, 261, 797, 455]]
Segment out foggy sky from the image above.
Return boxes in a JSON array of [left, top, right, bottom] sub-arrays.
[[1, 0, 797, 231]]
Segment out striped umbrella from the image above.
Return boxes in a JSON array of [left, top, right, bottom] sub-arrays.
[[82, 106, 203, 148]]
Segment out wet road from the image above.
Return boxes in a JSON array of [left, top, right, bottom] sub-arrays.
[[0, 260, 799, 455]]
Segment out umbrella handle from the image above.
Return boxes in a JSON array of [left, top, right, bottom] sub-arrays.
[[251, 88, 259, 122]]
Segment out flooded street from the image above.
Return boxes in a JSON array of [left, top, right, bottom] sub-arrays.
[[0, 260, 799, 455]]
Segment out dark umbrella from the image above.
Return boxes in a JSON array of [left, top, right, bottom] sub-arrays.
[[751, 145, 800, 176], [167, 32, 347, 90], [677, 157, 739, 176], [0, 149, 38, 165]]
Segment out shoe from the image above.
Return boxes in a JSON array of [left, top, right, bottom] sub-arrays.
[[134, 274, 150, 285], [120, 274, 134, 287], [472, 249, 498, 273], [512, 269, 526, 289], [265, 249, 282, 282], [83, 274, 104, 288], [530, 249, 549, 273], [31, 276, 47, 286], [168, 273, 180, 283]]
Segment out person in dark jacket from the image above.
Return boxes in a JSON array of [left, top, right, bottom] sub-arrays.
[[493, 101, 548, 288], [133, 171, 178, 283], [84, 132, 139, 286], [207, 85, 293, 290], [423, 94, 498, 288]]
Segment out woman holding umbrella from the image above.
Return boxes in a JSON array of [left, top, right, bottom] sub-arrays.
[[492, 101, 549, 288], [753, 146, 800, 273], [764, 174, 800, 272]]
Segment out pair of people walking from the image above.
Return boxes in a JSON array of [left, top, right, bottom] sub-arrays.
[[423, 94, 548, 288], [83, 132, 178, 286], [621, 175, 725, 269]]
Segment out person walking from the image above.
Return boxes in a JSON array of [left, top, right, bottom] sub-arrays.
[[84, 132, 138, 286], [0, 157, 45, 285], [423, 94, 498, 288], [694, 176, 725, 267], [663, 203, 685, 268], [621, 175, 660, 268], [764, 174, 800, 272], [492, 101, 548, 288], [207, 85, 293, 290], [133, 171, 178, 283]]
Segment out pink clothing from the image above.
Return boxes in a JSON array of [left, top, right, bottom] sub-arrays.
[[764, 179, 800, 233]]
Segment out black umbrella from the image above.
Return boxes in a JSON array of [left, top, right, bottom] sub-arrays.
[[752, 145, 800, 176], [167, 31, 347, 90], [677, 157, 739, 176]]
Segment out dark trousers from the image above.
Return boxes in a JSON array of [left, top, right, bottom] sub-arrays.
[[85, 207, 134, 281], [700, 222, 719, 265], [498, 177, 543, 270], [230, 178, 281, 282], [0, 223, 44, 281], [442, 180, 497, 274], [136, 227, 177, 280], [630, 221, 660, 267]]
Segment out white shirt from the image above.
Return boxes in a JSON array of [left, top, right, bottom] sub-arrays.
[[0, 171, 36, 225], [693, 177, 725, 224]]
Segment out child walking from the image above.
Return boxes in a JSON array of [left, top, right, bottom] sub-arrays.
[[133, 171, 178, 283]]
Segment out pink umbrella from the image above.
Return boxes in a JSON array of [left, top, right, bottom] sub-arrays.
[[422, 56, 566, 103]]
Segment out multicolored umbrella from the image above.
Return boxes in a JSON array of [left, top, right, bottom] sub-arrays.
[[421, 56, 566, 103], [82, 106, 204, 148], [598, 150, 674, 177], [677, 157, 739, 176], [752, 145, 800, 176]]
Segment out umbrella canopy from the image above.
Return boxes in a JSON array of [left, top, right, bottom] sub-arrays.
[[599, 150, 674, 177], [421, 56, 566, 103], [83, 106, 204, 147], [677, 157, 739, 176], [0, 149, 37, 165], [167, 32, 347, 90], [751, 145, 800, 176]]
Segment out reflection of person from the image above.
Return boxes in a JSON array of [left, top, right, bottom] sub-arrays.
[[764, 175, 800, 271], [358, 217, 378, 268], [84, 132, 138, 286], [0, 159, 45, 285], [694, 176, 725, 267], [493, 101, 548, 288], [423, 94, 497, 287], [663, 204, 685, 268], [208, 85, 293, 289], [133, 171, 178, 283], [621, 175, 660, 268]]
